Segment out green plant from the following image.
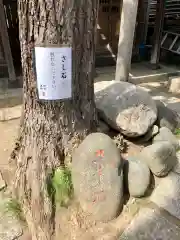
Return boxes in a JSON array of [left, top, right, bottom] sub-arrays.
[[52, 167, 73, 207], [175, 128, 180, 136], [4, 198, 26, 223]]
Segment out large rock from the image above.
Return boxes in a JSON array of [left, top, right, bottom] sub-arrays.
[[153, 127, 179, 151], [156, 100, 180, 132], [150, 172, 180, 220], [94, 81, 157, 137], [139, 142, 177, 177], [120, 208, 180, 240], [124, 157, 150, 197], [72, 133, 123, 222]]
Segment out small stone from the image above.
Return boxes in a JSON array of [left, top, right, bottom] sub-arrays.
[[72, 132, 123, 222], [124, 157, 150, 197], [139, 142, 177, 177], [168, 76, 180, 94], [150, 125, 159, 138], [150, 172, 180, 220], [0, 172, 6, 191], [94, 81, 157, 137], [156, 100, 180, 132], [153, 127, 180, 151], [120, 208, 180, 240]]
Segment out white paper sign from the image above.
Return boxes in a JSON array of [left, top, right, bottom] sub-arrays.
[[35, 47, 72, 100]]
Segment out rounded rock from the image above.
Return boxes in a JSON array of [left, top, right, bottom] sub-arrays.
[[139, 142, 177, 177], [72, 132, 123, 222], [124, 157, 150, 197], [153, 127, 179, 151], [156, 100, 180, 132], [94, 81, 157, 137]]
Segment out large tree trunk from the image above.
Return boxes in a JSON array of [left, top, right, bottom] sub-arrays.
[[12, 0, 98, 239], [115, 0, 138, 81]]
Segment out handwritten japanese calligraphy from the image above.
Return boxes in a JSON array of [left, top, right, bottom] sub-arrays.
[[35, 46, 72, 100], [50, 52, 56, 90], [90, 149, 106, 203]]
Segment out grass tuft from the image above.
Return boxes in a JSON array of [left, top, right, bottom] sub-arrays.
[[52, 167, 73, 207], [175, 128, 180, 136]]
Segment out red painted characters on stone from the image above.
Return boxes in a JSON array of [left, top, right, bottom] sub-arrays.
[[96, 149, 104, 158]]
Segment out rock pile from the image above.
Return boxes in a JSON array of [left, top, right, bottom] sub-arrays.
[[71, 80, 180, 222], [72, 129, 180, 222]]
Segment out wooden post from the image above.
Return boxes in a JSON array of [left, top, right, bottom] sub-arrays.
[[0, 0, 16, 81], [0, 39, 4, 60], [150, 0, 165, 69], [115, 0, 139, 81], [134, 0, 151, 59]]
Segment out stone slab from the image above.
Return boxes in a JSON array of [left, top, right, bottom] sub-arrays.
[[150, 172, 180, 220], [120, 208, 180, 240]]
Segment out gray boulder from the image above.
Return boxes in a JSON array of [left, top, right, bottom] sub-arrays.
[[153, 127, 179, 151], [139, 142, 177, 177], [150, 172, 180, 220], [124, 157, 150, 197], [72, 132, 123, 222], [94, 81, 157, 137], [156, 100, 180, 132]]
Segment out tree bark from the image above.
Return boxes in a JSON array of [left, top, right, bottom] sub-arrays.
[[115, 0, 138, 81], [12, 0, 98, 239]]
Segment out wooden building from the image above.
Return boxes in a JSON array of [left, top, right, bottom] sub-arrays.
[[1, 0, 180, 75], [0, 0, 17, 82], [96, 0, 180, 67]]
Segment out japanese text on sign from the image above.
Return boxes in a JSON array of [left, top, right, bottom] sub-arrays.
[[35, 47, 72, 100]]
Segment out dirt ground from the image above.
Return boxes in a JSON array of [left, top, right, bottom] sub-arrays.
[[0, 119, 20, 184]]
